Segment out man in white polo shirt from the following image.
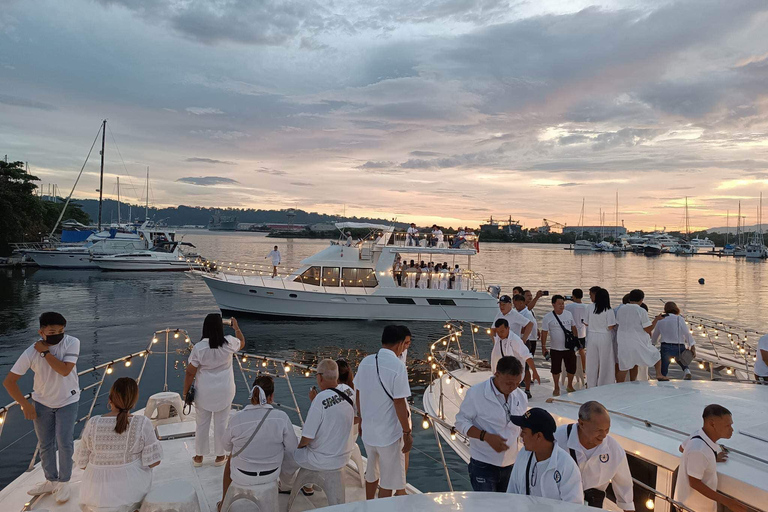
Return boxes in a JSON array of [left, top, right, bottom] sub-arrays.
[[755, 333, 768, 382], [3, 312, 80, 503], [675, 404, 748, 512], [554, 401, 634, 511], [455, 356, 528, 492], [540, 295, 579, 396], [354, 325, 412, 499], [266, 245, 281, 277], [491, 295, 533, 341], [565, 288, 588, 372], [490, 319, 540, 395]]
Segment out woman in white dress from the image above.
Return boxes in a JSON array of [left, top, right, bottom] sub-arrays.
[[77, 378, 162, 512], [614, 289, 666, 382], [583, 288, 617, 387], [184, 314, 245, 467]]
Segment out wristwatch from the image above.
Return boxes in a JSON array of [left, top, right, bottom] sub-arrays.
[[40, 350, 50, 358]]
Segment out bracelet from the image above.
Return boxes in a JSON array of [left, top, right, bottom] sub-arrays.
[[479, 430, 486, 441]]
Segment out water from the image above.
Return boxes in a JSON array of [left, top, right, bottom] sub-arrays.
[[2, 231, 767, 490]]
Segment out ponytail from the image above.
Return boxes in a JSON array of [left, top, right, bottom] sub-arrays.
[[109, 377, 140, 434]]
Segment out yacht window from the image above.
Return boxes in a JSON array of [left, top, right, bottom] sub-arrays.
[[321, 267, 340, 287], [386, 297, 416, 304], [341, 268, 378, 288], [620, 453, 658, 511], [427, 299, 456, 306], [295, 266, 321, 286]]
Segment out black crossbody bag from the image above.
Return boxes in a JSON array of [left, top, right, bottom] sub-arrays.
[[566, 424, 606, 508], [329, 387, 355, 408], [553, 311, 579, 351], [375, 353, 410, 420]]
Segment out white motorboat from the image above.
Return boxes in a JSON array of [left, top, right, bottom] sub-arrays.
[[689, 236, 715, 252], [422, 320, 766, 512], [0, 329, 427, 512], [195, 223, 501, 322], [92, 241, 205, 271], [574, 239, 594, 251]]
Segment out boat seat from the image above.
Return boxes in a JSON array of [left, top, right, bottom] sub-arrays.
[[145, 392, 184, 423], [139, 480, 201, 512], [348, 443, 366, 489], [220, 479, 277, 512], [286, 467, 345, 511]]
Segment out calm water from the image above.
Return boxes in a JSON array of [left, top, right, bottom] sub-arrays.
[[1, 231, 767, 490]]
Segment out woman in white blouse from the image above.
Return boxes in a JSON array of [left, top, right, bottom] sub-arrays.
[[583, 288, 617, 387], [184, 314, 245, 467], [77, 377, 162, 512]]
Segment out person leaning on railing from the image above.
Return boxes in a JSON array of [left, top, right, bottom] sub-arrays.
[[3, 311, 80, 504], [77, 377, 162, 512], [651, 302, 696, 380], [184, 314, 245, 468]]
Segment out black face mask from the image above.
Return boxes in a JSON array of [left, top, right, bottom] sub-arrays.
[[44, 333, 65, 345]]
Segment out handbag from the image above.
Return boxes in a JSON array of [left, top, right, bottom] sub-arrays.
[[183, 385, 195, 415], [552, 311, 579, 351], [675, 315, 695, 367]]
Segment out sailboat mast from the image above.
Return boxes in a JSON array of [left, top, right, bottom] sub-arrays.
[[117, 176, 121, 226], [726, 210, 729, 245], [97, 119, 106, 231], [145, 166, 150, 221]]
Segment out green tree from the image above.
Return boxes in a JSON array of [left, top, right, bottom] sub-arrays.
[[0, 161, 45, 256]]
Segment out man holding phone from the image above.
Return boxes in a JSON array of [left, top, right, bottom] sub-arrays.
[[3, 312, 80, 503]]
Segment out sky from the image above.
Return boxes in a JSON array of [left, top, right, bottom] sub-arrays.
[[2, 0, 768, 231]]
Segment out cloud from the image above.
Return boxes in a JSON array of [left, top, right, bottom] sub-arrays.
[[0, 94, 56, 111], [290, 181, 314, 186], [185, 107, 224, 115], [254, 167, 288, 176], [357, 161, 396, 169], [176, 176, 240, 186], [185, 157, 235, 165], [190, 130, 249, 140], [409, 150, 443, 157]]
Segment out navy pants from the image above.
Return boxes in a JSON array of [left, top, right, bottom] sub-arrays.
[[468, 458, 513, 492], [660, 343, 689, 376]]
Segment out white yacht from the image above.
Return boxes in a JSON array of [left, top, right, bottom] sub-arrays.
[[689, 236, 716, 252], [642, 233, 678, 255], [92, 241, 204, 271], [195, 223, 501, 322], [573, 239, 594, 251]]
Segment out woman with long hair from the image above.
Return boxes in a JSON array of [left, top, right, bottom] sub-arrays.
[[184, 313, 245, 467], [583, 288, 617, 387], [77, 378, 162, 512]]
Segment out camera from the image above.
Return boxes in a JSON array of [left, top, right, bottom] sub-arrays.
[[542, 291, 549, 296], [565, 295, 572, 301]]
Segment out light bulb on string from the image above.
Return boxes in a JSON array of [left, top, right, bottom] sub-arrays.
[[645, 498, 655, 510], [106, 366, 113, 375], [699, 362, 705, 370], [124, 357, 132, 367], [152, 337, 158, 344], [422, 415, 430, 430], [450, 428, 457, 440], [284, 365, 291, 373]]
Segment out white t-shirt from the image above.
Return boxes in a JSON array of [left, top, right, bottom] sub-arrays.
[[675, 429, 720, 512], [300, 388, 355, 470], [517, 307, 538, 341], [491, 334, 532, 373], [354, 348, 411, 447], [10, 335, 81, 408], [541, 310, 576, 351], [493, 309, 532, 338], [586, 307, 617, 334], [754, 334, 768, 377], [565, 303, 588, 338], [651, 314, 696, 347], [267, 250, 281, 265], [188, 335, 241, 411]]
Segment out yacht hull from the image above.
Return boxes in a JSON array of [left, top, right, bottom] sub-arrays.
[[200, 274, 498, 322], [94, 259, 202, 271], [26, 250, 98, 269]]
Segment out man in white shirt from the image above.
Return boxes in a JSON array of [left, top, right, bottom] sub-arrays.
[[451, 228, 466, 248], [554, 401, 634, 511], [675, 404, 748, 512], [756, 333, 768, 381], [512, 294, 539, 398], [354, 325, 412, 499], [406, 223, 419, 246], [506, 408, 583, 504], [491, 319, 540, 392], [651, 302, 697, 380], [266, 245, 281, 277], [455, 356, 528, 492], [4, 312, 80, 503], [491, 295, 533, 341], [540, 295, 579, 396], [565, 289, 588, 372], [222, 376, 298, 498]]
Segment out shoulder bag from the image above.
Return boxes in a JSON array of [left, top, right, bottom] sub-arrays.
[[183, 385, 195, 415], [232, 408, 272, 458], [553, 311, 579, 351]]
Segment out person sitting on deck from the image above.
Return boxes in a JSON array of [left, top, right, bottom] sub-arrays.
[[451, 228, 466, 248]]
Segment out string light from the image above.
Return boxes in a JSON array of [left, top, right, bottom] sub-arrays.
[[422, 415, 430, 430], [106, 366, 113, 374], [173, 331, 180, 339], [427, 356, 432, 362], [431, 363, 437, 370], [242, 356, 248, 363], [486, 329, 491, 334], [670, 357, 676, 364], [124, 357, 132, 367], [450, 428, 457, 440], [473, 327, 478, 333], [446, 376, 452, 384], [139, 352, 145, 357], [152, 337, 158, 344], [284, 365, 291, 373], [438, 370, 444, 377], [304, 371, 311, 377], [645, 498, 655, 510], [726, 368, 733, 375], [262, 361, 268, 367], [0, 413, 4, 425], [698, 362, 705, 370]]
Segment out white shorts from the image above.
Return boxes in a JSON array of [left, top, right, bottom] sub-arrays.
[[363, 439, 406, 491]]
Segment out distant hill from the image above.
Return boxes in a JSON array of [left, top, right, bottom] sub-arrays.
[[707, 224, 768, 234], [70, 198, 409, 228]]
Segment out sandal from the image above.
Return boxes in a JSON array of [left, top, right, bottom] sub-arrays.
[[657, 377, 670, 381], [301, 486, 315, 497], [193, 456, 203, 467], [214, 456, 227, 467]]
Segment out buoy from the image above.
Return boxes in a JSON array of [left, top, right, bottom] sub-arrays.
[[698, 278, 705, 285]]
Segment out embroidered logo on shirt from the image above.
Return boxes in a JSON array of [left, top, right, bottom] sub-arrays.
[[553, 470, 561, 482], [599, 454, 609, 463], [71, 390, 77, 396]]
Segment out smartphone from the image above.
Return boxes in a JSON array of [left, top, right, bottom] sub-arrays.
[[565, 295, 572, 301], [542, 291, 549, 296], [222, 318, 233, 326]]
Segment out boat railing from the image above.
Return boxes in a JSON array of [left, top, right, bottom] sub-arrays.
[[389, 231, 478, 250]]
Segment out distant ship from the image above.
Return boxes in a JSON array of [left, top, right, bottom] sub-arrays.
[[208, 210, 238, 231]]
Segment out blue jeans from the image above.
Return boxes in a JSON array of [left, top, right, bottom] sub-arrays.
[[33, 401, 79, 482], [660, 343, 689, 376], [468, 458, 513, 492]]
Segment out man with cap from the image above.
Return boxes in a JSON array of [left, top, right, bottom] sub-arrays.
[[490, 319, 540, 399], [490, 295, 533, 341], [506, 408, 583, 504], [554, 401, 634, 510], [455, 356, 528, 492]]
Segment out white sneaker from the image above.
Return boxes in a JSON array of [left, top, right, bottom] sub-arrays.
[[27, 480, 56, 496], [54, 482, 71, 503]]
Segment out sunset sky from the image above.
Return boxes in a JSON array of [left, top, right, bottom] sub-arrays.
[[2, 0, 768, 231]]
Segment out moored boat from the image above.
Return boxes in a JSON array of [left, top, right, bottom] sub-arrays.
[[92, 241, 205, 271]]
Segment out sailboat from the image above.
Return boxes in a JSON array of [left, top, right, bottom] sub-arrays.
[[573, 198, 593, 251], [672, 197, 695, 255], [745, 193, 767, 259]]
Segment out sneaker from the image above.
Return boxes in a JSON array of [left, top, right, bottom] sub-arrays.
[[214, 456, 227, 467], [54, 482, 71, 503], [28, 480, 56, 496], [684, 373, 692, 380], [193, 456, 203, 467]]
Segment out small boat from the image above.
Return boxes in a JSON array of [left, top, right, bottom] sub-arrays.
[[92, 241, 204, 271], [574, 239, 594, 251]]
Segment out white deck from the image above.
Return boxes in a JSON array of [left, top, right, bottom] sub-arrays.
[[313, 492, 594, 511], [0, 408, 413, 512]]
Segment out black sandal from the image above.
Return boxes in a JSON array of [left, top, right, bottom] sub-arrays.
[[301, 487, 315, 496]]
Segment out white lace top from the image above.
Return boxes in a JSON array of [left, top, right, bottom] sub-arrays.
[[77, 414, 163, 468]]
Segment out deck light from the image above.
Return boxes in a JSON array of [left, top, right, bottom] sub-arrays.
[[124, 358, 132, 367], [699, 362, 705, 370], [645, 498, 655, 510], [450, 428, 457, 440], [174, 331, 180, 339], [262, 361, 268, 367], [242, 356, 248, 363], [106, 366, 113, 375], [284, 365, 291, 373], [152, 337, 159, 344], [431, 363, 437, 370], [422, 415, 430, 430]]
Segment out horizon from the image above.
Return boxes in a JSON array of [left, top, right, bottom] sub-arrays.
[[3, 0, 768, 231]]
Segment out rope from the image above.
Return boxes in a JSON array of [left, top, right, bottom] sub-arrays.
[[107, 123, 141, 204]]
